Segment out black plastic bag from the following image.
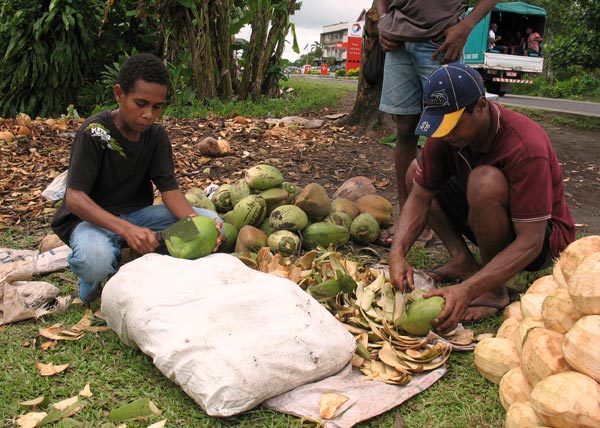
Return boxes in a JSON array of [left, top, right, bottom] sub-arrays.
[[363, 40, 386, 85]]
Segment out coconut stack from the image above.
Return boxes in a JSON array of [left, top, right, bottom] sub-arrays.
[[473, 235, 600, 428]]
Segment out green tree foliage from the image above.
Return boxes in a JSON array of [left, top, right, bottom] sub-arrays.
[[541, 0, 600, 72], [0, 1, 103, 117]]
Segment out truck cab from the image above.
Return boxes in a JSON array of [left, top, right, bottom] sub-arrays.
[[464, 1, 547, 96]]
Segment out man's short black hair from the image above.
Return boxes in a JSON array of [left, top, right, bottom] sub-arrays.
[[117, 53, 169, 94]]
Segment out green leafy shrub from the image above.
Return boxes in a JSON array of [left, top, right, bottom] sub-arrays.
[[335, 68, 346, 77], [0, 1, 103, 117], [346, 68, 360, 77]]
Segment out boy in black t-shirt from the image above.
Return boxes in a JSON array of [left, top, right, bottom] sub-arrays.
[[52, 53, 221, 305]]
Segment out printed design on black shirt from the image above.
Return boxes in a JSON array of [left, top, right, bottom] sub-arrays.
[[85, 123, 127, 158]]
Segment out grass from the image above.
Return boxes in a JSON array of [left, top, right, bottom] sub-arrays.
[[163, 77, 356, 119], [2, 77, 571, 427], [1, 226, 514, 428]]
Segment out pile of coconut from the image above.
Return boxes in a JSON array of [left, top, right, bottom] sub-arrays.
[[473, 235, 600, 428]]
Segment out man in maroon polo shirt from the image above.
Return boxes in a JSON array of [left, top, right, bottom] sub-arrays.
[[388, 63, 575, 333]]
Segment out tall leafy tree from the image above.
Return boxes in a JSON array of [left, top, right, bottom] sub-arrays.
[[0, 0, 103, 117]]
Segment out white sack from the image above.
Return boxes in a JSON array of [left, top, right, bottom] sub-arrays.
[[101, 253, 356, 417]]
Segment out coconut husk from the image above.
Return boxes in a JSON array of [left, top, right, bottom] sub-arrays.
[[333, 176, 376, 202], [294, 183, 332, 221]]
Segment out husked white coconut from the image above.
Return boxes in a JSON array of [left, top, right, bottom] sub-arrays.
[[499, 366, 533, 411], [531, 371, 600, 428], [515, 317, 545, 354], [558, 235, 600, 283], [505, 401, 545, 428], [496, 316, 519, 341], [563, 315, 600, 382], [503, 301, 522, 321], [520, 328, 570, 388], [526, 275, 559, 295], [568, 252, 600, 315], [474, 337, 520, 385], [520, 293, 548, 321], [541, 288, 582, 334], [552, 262, 568, 289]]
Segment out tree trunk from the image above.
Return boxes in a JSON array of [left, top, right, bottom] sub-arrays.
[[337, 6, 394, 132]]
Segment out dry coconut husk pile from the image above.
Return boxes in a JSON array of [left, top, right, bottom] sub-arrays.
[[473, 235, 600, 428]]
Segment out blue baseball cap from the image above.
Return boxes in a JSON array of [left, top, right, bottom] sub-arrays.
[[416, 63, 485, 138]]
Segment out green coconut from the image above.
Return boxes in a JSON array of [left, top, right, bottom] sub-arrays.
[[397, 296, 445, 336], [165, 216, 219, 259]]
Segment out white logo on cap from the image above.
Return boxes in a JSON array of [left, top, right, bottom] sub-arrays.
[[425, 89, 450, 107], [419, 122, 431, 132]]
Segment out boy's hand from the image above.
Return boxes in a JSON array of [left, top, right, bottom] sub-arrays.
[[123, 224, 160, 254], [212, 221, 223, 252]]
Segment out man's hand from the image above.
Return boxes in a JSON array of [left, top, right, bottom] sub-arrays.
[[432, 22, 471, 63], [122, 224, 160, 254], [379, 34, 402, 52], [212, 221, 224, 252], [389, 256, 415, 292], [423, 283, 473, 334]]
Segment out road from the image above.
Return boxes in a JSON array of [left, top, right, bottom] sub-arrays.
[[290, 74, 600, 117], [498, 94, 600, 117]]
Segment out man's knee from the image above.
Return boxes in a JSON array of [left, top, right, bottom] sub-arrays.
[[68, 243, 118, 284], [467, 165, 509, 206]]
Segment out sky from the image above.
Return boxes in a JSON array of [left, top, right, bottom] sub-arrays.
[[238, 0, 374, 61]]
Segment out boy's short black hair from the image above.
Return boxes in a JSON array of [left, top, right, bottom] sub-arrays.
[[117, 53, 169, 94]]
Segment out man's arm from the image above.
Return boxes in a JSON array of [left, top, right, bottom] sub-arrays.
[[389, 183, 435, 291], [433, 0, 499, 62], [161, 189, 196, 219], [65, 188, 160, 254], [376, 0, 403, 52], [425, 220, 547, 333]]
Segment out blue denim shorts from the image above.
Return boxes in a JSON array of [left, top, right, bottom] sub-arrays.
[[379, 39, 460, 116]]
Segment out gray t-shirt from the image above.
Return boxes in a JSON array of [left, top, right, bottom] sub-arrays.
[[379, 0, 467, 42]]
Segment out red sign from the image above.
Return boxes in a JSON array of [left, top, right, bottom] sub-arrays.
[[346, 36, 362, 70]]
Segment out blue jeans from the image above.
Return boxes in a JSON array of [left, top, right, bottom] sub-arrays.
[[379, 39, 460, 115], [68, 205, 221, 305]]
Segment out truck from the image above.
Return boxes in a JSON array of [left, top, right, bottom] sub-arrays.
[[464, 1, 547, 96]]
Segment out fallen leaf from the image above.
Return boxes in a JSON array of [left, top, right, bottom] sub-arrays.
[[40, 341, 58, 351], [71, 309, 110, 333], [16, 411, 47, 428], [39, 323, 85, 341], [79, 383, 92, 398], [147, 420, 168, 428], [19, 396, 48, 408], [35, 362, 69, 376], [53, 396, 78, 411], [319, 392, 349, 420]]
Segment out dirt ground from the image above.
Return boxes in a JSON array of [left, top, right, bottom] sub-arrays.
[[0, 91, 598, 241]]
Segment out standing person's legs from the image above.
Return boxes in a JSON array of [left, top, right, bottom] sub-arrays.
[[379, 40, 455, 243]]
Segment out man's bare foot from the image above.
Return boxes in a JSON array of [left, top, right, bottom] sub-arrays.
[[462, 286, 510, 321]]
